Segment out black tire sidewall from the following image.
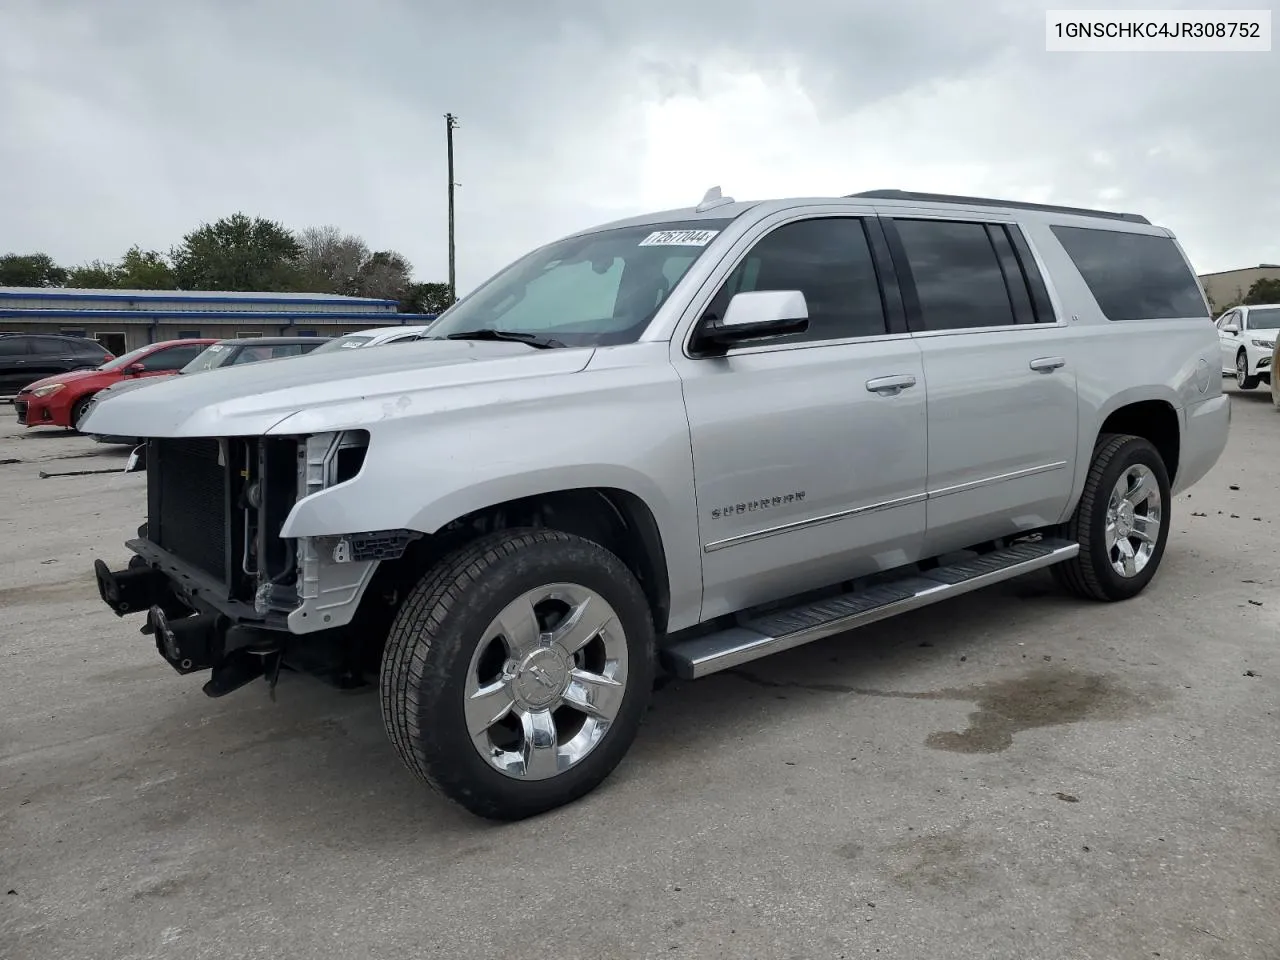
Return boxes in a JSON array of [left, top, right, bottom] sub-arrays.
[[398, 534, 655, 819], [1081, 438, 1171, 600], [1237, 352, 1257, 389], [71, 394, 95, 430]]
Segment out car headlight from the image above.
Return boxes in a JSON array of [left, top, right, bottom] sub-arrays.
[[1253, 339, 1276, 349], [30, 383, 66, 398]]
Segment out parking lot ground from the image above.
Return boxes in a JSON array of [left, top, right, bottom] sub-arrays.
[[2, 389, 1279, 960]]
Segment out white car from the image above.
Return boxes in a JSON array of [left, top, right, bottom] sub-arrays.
[[1217, 303, 1280, 389], [307, 325, 433, 354]]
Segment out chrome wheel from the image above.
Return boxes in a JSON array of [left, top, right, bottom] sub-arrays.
[[1105, 464, 1162, 578], [464, 583, 628, 781], [1237, 352, 1248, 382]]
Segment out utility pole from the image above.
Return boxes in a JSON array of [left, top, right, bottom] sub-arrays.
[[445, 112, 459, 304]]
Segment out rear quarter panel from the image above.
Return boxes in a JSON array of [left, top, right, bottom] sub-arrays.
[[1022, 219, 1224, 511]]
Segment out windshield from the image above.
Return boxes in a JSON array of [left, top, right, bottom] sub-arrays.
[[99, 344, 156, 371], [1249, 307, 1280, 330], [310, 334, 373, 354], [425, 218, 735, 347], [181, 342, 234, 373]]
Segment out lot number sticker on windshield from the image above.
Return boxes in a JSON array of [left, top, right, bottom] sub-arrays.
[[638, 229, 720, 247]]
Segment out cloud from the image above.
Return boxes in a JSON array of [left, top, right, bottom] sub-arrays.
[[0, 0, 1276, 293]]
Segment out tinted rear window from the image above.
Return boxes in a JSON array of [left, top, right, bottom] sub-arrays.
[[1050, 225, 1208, 321]]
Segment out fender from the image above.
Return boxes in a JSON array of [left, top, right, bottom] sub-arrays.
[[275, 354, 707, 631]]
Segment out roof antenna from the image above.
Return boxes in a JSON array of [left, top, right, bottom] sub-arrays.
[[696, 185, 734, 212]]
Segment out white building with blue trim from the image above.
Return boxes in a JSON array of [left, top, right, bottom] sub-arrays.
[[0, 287, 437, 355]]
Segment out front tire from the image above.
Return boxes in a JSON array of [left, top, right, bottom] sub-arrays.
[[1237, 350, 1260, 390], [1052, 434, 1171, 602], [70, 393, 97, 432], [380, 528, 656, 821]]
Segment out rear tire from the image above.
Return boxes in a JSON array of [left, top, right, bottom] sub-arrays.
[[379, 528, 656, 821], [1052, 434, 1171, 602]]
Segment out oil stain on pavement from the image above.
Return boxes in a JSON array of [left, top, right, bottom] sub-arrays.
[[731, 664, 1165, 753]]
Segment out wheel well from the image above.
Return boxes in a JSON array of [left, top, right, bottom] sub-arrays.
[[1099, 400, 1180, 481], [353, 488, 672, 651]]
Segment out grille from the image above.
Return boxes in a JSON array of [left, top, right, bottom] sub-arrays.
[[13, 400, 28, 425], [148, 438, 228, 580]]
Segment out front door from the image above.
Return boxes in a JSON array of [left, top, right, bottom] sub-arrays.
[[672, 213, 930, 621], [878, 214, 1080, 557], [1218, 309, 1244, 374]]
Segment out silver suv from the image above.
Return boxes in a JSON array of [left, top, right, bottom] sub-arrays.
[[85, 187, 1230, 820]]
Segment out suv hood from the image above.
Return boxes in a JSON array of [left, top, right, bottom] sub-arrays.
[[80, 338, 595, 438]]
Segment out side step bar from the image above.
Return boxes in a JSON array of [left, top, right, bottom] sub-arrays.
[[664, 537, 1079, 680]]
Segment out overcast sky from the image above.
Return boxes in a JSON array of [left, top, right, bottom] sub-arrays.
[[2, 0, 1277, 292]]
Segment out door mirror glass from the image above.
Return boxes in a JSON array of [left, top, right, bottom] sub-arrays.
[[126, 362, 146, 374], [696, 290, 809, 354]]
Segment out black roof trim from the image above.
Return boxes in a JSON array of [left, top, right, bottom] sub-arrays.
[[846, 189, 1151, 225]]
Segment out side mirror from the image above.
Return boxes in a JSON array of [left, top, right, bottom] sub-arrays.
[[1223, 324, 1240, 335], [694, 290, 809, 355], [126, 362, 146, 374]]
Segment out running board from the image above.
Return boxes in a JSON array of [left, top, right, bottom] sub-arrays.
[[664, 537, 1079, 680]]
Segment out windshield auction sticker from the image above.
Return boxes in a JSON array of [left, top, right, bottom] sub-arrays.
[[638, 229, 721, 247]]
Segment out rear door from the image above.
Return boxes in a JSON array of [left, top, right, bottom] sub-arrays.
[[878, 211, 1080, 558], [25, 336, 80, 381]]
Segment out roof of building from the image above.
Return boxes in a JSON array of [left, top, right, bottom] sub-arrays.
[[0, 287, 400, 307], [0, 308, 437, 324], [1197, 264, 1280, 278]]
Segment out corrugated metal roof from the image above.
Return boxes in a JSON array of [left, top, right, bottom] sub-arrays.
[[0, 287, 400, 307], [0, 309, 438, 324]]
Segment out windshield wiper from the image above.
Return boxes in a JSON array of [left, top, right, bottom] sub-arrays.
[[442, 329, 565, 349]]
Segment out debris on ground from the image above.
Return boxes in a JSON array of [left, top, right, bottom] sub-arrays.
[[1244, 670, 1260, 678], [1054, 793, 1080, 803]]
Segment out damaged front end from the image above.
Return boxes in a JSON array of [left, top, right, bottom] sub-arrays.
[[93, 430, 419, 697]]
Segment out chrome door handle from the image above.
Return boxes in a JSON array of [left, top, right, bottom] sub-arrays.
[[865, 374, 917, 395], [1030, 356, 1065, 372]]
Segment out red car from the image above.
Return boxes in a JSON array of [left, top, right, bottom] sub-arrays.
[[14, 338, 216, 430]]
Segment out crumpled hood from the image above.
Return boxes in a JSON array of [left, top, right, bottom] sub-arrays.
[[20, 367, 106, 392], [79, 338, 595, 437]]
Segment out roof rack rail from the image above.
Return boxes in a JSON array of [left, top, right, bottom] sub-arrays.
[[846, 189, 1151, 225]]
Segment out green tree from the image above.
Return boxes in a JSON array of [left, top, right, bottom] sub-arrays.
[[66, 259, 120, 288], [0, 252, 68, 287], [66, 247, 177, 290], [400, 281, 455, 314], [171, 213, 303, 291], [1243, 277, 1280, 305], [354, 249, 414, 302], [117, 246, 176, 289]]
